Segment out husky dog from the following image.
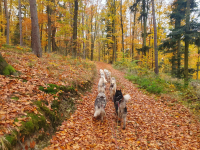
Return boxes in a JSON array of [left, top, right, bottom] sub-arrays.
[[94, 93, 107, 121], [103, 69, 111, 82], [100, 69, 106, 79], [106, 71, 111, 83], [109, 77, 116, 101], [98, 77, 107, 93], [114, 90, 131, 129]]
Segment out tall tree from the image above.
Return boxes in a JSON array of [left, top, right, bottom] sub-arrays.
[[120, 0, 124, 56], [90, 5, 94, 61], [152, 0, 158, 74], [4, 0, 9, 44], [130, 0, 137, 61], [112, 0, 117, 62], [29, 0, 42, 57], [47, 0, 52, 53], [130, 0, 150, 57], [18, 0, 23, 46], [184, 0, 190, 86], [52, 0, 58, 52], [72, 0, 78, 58]]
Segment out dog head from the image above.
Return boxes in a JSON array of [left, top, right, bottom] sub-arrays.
[[114, 90, 123, 103]]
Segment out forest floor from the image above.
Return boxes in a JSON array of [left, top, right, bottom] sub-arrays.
[[44, 62, 200, 150]]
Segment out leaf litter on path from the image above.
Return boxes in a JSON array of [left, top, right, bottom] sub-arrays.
[[43, 62, 200, 149]]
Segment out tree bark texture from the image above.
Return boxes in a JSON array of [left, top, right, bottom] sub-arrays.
[[29, 0, 42, 57], [90, 6, 94, 61], [72, 0, 78, 58], [47, 2, 51, 53], [120, 0, 124, 55], [4, 0, 9, 44], [184, 0, 190, 86], [152, 0, 158, 74], [18, 0, 23, 46]]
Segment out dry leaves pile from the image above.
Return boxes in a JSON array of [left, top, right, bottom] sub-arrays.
[[0, 49, 94, 137], [44, 62, 200, 150]]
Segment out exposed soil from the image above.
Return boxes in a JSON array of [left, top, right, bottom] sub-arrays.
[[43, 62, 200, 150]]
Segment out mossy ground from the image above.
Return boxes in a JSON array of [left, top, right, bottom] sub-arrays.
[[2, 80, 94, 150], [3, 65, 16, 75]]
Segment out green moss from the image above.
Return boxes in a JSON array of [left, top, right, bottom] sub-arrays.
[[5, 131, 18, 146], [39, 84, 76, 95], [51, 100, 60, 110], [34, 101, 60, 128], [20, 113, 48, 136], [39, 84, 60, 94], [3, 65, 16, 75], [11, 96, 19, 101]]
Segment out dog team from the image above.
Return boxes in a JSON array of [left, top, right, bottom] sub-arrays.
[[94, 69, 131, 129]]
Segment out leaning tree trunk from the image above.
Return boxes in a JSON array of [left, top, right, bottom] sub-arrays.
[[29, 0, 42, 57]]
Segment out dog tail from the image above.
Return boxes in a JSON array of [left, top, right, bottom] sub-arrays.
[[124, 94, 131, 102], [103, 77, 107, 83]]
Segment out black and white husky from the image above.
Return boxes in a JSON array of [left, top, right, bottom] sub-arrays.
[[98, 77, 107, 93], [94, 93, 107, 121], [109, 77, 116, 101], [114, 90, 131, 129]]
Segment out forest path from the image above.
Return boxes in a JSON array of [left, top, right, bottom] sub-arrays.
[[44, 62, 200, 150]]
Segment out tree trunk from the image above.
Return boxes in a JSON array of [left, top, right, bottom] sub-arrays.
[[152, 0, 158, 74], [111, 0, 116, 63], [47, 1, 51, 53], [82, 7, 85, 59], [143, 0, 147, 56], [197, 45, 199, 80], [4, 0, 9, 44], [18, 0, 23, 46], [120, 0, 124, 56], [29, 0, 42, 57], [132, 9, 136, 61], [184, 0, 190, 86], [72, 0, 78, 58], [90, 6, 94, 61]]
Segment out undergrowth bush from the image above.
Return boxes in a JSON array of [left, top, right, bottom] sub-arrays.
[[125, 74, 165, 94]]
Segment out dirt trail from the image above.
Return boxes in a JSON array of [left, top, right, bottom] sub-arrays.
[[44, 62, 200, 150]]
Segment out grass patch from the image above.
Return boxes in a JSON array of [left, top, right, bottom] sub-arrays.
[[125, 74, 165, 94], [115, 60, 200, 120]]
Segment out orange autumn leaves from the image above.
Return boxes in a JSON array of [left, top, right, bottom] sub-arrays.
[[44, 62, 200, 150], [0, 48, 95, 138]]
